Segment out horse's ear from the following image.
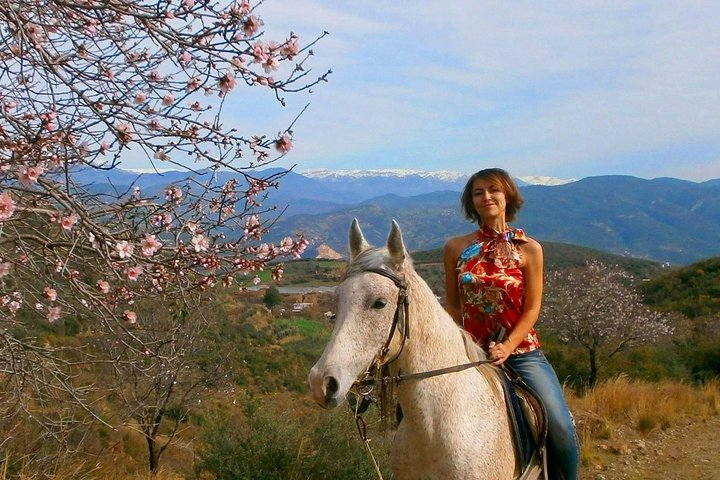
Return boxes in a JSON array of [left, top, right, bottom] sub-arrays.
[[387, 219, 407, 268], [349, 218, 370, 259]]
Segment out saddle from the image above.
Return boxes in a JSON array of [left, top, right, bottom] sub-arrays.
[[498, 363, 549, 480]]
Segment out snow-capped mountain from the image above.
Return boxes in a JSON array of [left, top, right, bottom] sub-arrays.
[[301, 168, 469, 183], [301, 168, 575, 187], [518, 175, 577, 186]]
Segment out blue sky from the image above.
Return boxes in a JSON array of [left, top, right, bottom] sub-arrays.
[[138, 2, 720, 182]]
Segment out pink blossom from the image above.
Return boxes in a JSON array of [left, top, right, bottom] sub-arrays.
[[190, 101, 202, 111], [238, 0, 251, 15], [141, 234, 163, 257], [262, 56, 279, 73], [116, 240, 134, 259], [187, 77, 202, 91], [47, 306, 62, 323], [218, 72, 237, 95], [274, 133, 292, 154], [165, 186, 183, 202], [99, 142, 110, 155], [256, 243, 270, 259], [116, 123, 133, 143], [8, 300, 21, 315], [162, 94, 175, 106], [41, 112, 58, 131], [149, 71, 161, 82], [123, 310, 137, 324], [149, 119, 162, 130], [279, 236, 294, 253], [281, 37, 299, 59], [0, 192, 16, 219], [3, 100, 17, 113], [183, 0, 194, 9], [252, 41, 268, 64], [243, 15, 261, 37], [134, 92, 147, 104], [60, 214, 79, 231], [0, 262, 12, 278], [96, 279, 110, 294], [18, 165, 45, 186], [191, 234, 209, 252], [179, 51, 192, 65], [153, 149, 170, 161], [231, 56, 245, 70], [245, 214, 260, 232], [126, 265, 143, 281], [43, 287, 57, 301]]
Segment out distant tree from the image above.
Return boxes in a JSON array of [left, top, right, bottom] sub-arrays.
[[0, 0, 328, 472], [542, 260, 676, 387], [263, 285, 282, 308]]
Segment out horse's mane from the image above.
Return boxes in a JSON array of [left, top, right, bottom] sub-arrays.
[[345, 245, 409, 276]]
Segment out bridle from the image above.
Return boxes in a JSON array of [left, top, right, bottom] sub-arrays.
[[351, 265, 495, 392]]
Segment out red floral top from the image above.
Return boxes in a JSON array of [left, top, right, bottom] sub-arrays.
[[456, 225, 541, 354]]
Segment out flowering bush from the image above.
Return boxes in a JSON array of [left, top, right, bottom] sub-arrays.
[[542, 260, 677, 387]]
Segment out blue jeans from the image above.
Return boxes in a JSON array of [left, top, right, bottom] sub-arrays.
[[505, 349, 579, 480]]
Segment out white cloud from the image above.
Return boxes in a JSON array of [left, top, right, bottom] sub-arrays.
[[180, 1, 720, 181]]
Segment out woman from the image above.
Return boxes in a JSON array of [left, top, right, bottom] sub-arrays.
[[443, 168, 579, 480]]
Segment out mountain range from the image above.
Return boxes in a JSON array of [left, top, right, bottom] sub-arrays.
[[82, 167, 720, 265]]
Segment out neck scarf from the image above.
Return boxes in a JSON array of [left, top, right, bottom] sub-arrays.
[[478, 224, 527, 268]]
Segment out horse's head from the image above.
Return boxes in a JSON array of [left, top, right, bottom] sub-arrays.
[[308, 218, 410, 408]]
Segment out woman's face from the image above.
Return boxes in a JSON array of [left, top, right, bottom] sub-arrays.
[[472, 177, 507, 222]]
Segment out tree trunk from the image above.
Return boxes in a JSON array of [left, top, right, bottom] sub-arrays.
[[588, 348, 598, 388], [147, 434, 159, 472]]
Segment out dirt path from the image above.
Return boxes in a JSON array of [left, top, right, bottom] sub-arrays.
[[582, 415, 720, 480]]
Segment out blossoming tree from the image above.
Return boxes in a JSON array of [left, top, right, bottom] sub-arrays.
[[542, 260, 676, 387], [0, 0, 329, 469]]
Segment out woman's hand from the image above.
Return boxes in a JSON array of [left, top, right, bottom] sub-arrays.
[[488, 340, 511, 366]]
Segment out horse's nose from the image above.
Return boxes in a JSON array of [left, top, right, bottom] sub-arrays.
[[324, 375, 339, 400], [308, 367, 342, 408]]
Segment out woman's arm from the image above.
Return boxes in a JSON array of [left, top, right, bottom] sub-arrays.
[[489, 238, 544, 364]]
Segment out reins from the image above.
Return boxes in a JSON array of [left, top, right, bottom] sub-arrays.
[[354, 357, 495, 387]]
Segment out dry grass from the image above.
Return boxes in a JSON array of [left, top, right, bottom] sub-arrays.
[[567, 376, 720, 465]]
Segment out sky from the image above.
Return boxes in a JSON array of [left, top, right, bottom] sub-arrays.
[[141, 1, 720, 182]]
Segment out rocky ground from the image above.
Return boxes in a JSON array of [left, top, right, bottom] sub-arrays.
[[581, 415, 720, 480]]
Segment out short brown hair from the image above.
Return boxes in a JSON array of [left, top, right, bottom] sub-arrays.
[[460, 168, 524, 223]]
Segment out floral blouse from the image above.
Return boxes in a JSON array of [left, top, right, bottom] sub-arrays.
[[456, 225, 541, 354]]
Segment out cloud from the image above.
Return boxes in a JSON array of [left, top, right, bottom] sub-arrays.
[[151, 1, 720, 181]]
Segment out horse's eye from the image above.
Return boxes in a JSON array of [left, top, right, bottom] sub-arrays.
[[371, 298, 387, 309]]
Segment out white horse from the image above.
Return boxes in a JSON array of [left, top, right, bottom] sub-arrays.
[[309, 219, 542, 480]]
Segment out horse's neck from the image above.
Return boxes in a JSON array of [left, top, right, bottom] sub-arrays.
[[395, 274, 474, 373]]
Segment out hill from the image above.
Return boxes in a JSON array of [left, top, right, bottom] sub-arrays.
[[639, 257, 720, 318]]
